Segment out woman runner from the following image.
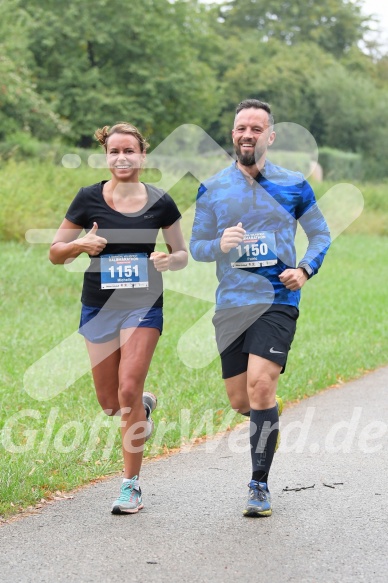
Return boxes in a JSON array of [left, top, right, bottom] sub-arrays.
[[50, 122, 188, 513]]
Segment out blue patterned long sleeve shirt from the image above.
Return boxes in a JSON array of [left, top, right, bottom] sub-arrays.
[[190, 161, 331, 310]]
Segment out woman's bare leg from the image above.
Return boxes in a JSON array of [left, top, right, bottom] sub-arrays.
[[118, 327, 160, 478]]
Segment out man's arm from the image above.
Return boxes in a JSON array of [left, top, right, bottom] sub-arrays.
[[296, 181, 331, 278], [279, 180, 331, 291]]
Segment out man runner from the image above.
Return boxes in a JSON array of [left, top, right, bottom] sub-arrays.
[[190, 99, 330, 516]]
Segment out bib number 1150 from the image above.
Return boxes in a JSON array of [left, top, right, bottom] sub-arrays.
[[236, 242, 268, 258], [230, 231, 277, 268]]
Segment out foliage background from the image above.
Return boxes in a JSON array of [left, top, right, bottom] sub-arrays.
[[1, 0, 388, 178]]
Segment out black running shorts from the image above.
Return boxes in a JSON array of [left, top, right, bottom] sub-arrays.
[[212, 304, 299, 379]]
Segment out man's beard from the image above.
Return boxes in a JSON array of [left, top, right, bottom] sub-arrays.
[[234, 142, 265, 167], [236, 149, 256, 166]]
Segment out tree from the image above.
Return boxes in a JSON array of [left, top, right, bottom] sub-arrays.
[[312, 63, 388, 163], [24, 0, 222, 147], [220, 0, 369, 58], [206, 38, 336, 148], [0, 0, 66, 141]]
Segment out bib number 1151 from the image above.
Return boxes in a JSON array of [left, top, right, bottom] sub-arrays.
[[100, 253, 149, 289], [108, 264, 139, 279]]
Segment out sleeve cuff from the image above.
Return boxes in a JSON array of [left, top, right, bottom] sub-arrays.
[[298, 263, 313, 278]]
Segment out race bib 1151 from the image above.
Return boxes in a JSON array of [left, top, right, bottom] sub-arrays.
[[100, 253, 149, 289]]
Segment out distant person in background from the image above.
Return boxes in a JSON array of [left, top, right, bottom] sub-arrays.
[[190, 99, 330, 517], [50, 122, 187, 514]]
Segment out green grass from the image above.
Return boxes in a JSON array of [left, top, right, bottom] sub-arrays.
[[279, 234, 388, 399], [312, 179, 388, 237], [0, 159, 387, 518], [0, 160, 197, 242], [0, 159, 387, 242]]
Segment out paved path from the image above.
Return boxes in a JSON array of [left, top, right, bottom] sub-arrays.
[[1, 368, 387, 583]]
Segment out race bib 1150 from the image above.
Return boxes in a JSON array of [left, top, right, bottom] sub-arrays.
[[230, 232, 278, 268]]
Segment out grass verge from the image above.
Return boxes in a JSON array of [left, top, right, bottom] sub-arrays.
[[0, 159, 387, 242]]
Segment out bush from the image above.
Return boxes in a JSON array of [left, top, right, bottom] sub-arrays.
[[318, 147, 364, 181], [0, 133, 100, 166], [269, 150, 312, 177]]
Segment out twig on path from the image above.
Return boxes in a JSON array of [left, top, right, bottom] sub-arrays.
[[283, 484, 315, 492]]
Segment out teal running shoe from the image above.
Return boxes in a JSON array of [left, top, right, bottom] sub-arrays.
[[111, 476, 143, 514], [243, 481, 272, 517], [143, 392, 157, 441]]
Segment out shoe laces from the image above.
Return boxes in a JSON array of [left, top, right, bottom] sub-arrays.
[[249, 481, 267, 501], [119, 476, 140, 502]]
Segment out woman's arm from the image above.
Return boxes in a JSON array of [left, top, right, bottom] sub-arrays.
[[150, 221, 188, 272], [49, 219, 107, 264]]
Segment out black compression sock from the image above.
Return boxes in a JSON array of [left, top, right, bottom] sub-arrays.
[[250, 406, 279, 479], [252, 471, 268, 484]]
